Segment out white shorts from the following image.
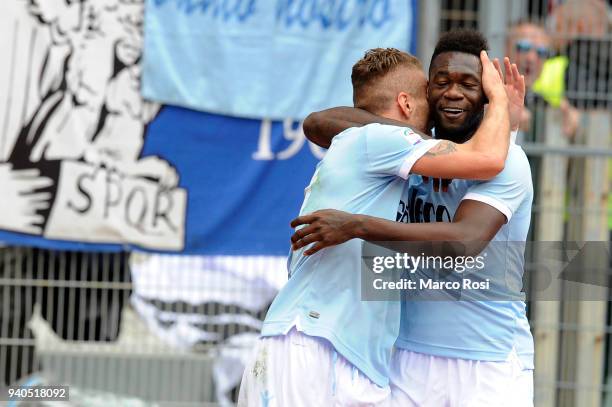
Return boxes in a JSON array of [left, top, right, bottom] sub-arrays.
[[238, 328, 391, 407], [389, 349, 533, 407]]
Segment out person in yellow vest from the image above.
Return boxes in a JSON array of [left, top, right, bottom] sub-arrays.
[[532, 56, 580, 138], [505, 20, 580, 139]]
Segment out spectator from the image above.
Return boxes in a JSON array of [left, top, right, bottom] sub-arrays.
[[505, 19, 582, 139], [506, 20, 551, 89], [505, 20, 553, 135]]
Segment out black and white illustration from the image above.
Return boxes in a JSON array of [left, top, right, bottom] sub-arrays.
[[0, 0, 186, 250]]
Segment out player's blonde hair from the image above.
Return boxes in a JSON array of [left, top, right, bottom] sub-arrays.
[[351, 48, 423, 114]]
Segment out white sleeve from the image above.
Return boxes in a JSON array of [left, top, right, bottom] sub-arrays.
[[462, 147, 532, 222], [365, 125, 440, 179]]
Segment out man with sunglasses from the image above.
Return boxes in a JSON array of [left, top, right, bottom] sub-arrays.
[[505, 20, 552, 135], [506, 21, 551, 89], [506, 20, 580, 138]]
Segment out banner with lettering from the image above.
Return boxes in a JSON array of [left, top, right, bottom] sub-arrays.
[[142, 0, 418, 119], [0, 0, 322, 255]]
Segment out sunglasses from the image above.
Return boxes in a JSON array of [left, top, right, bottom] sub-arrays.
[[515, 39, 550, 58]]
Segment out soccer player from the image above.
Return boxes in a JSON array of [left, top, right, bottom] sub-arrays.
[[239, 47, 512, 406], [292, 30, 534, 406]]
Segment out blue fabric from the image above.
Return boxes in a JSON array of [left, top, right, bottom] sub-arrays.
[[0, 107, 322, 255], [262, 124, 438, 387], [142, 0, 417, 119], [395, 143, 535, 369]]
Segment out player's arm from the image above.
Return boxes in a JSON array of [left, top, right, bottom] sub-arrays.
[[290, 200, 505, 256], [305, 99, 509, 181], [303, 107, 413, 149], [292, 149, 530, 256]]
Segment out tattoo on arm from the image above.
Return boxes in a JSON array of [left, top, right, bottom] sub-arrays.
[[424, 141, 458, 156]]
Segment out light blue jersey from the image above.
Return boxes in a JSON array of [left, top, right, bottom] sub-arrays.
[[261, 123, 440, 387], [395, 140, 535, 369]]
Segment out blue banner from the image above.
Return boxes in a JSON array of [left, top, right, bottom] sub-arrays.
[[141, 107, 324, 255], [0, 106, 321, 255], [142, 0, 417, 120]]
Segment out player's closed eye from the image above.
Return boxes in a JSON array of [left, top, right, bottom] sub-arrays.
[[515, 39, 550, 58]]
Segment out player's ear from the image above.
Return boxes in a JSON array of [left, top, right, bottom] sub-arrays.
[[397, 92, 412, 119]]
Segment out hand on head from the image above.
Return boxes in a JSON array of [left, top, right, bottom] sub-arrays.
[[479, 51, 507, 103]]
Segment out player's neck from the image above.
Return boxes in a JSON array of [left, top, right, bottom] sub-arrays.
[[379, 110, 409, 126], [434, 127, 475, 144]]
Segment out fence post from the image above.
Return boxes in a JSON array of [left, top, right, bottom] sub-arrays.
[[532, 107, 567, 407], [573, 110, 610, 407], [417, 0, 440, 72], [478, 0, 509, 60]]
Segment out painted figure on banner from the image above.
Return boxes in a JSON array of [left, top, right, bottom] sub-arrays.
[[0, 0, 186, 250]]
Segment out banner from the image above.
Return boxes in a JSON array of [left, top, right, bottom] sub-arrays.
[[142, 0, 418, 119], [0, 1, 322, 255]]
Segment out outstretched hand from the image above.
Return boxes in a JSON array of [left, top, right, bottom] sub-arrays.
[[493, 57, 526, 131]]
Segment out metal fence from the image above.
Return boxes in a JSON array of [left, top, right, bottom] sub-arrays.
[[432, 1, 611, 407], [0, 0, 611, 406], [0, 249, 286, 406]]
